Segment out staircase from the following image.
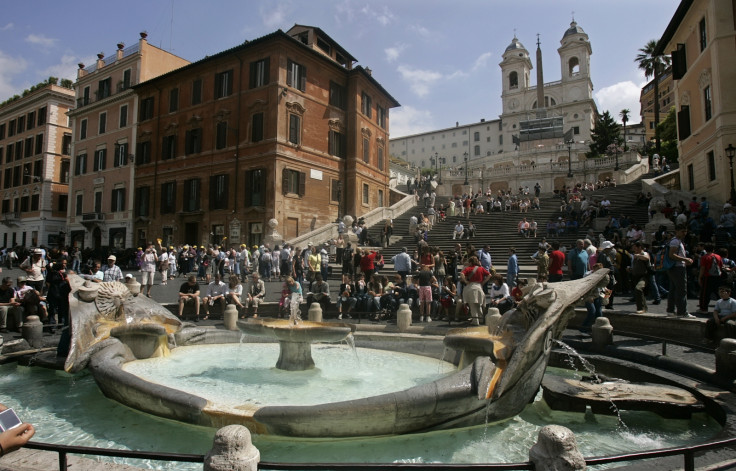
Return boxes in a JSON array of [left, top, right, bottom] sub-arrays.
[[359, 178, 649, 278]]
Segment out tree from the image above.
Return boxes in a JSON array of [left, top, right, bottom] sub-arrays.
[[657, 106, 678, 163], [619, 109, 630, 151], [636, 40, 671, 156], [588, 111, 621, 158]]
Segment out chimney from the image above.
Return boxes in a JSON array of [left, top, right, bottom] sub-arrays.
[[96, 52, 105, 70], [77, 63, 87, 79], [116, 42, 125, 60]]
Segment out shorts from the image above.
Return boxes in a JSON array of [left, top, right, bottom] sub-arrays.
[[141, 271, 155, 285], [419, 285, 432, 302]]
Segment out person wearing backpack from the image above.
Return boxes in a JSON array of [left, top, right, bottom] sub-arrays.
[[698, 243, 723, 313], [667, 225, 695, 318]]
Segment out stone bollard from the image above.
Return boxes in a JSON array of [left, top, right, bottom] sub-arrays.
[[529, 425, 586, 471], [204, 425, 260, 471], [716, 338, 736, 380], [22, 315, 44, 348], [485, 307, 502, 332], [308, 302, 323, 323], [396, 303, 412, 331], [591, 317, 613, 348], [223, 304, 238, 331]]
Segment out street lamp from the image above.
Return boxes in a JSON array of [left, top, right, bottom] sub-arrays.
[[434, 152, 439, 182], [463, 152, 469, 185], [566, 139, 574, 178], [726, 144, 736, 202]]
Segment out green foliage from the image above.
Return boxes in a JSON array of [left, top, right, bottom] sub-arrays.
[[587, 111, 621, 158], [0, 76, 72, 109], [657, 107, 678, 162]]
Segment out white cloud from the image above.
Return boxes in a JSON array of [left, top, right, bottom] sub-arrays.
[[334, 1, 356, 23], [0, 50, 28, 98], [360, 4, 395, 26], [26, 33, 58, 48], [471, 52, 492, 71], [43, 54, 80, 83], [384, 44, 406, 63], [0, 23, 13, 31], [397, 65, 443, 97], [260, 3, 289, 29], [409, 24, 431, 38], [595, 80, 645, 124], [389, 105, 435, 138]]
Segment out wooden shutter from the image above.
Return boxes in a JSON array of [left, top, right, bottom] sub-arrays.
[[298, 171, 306, 196]]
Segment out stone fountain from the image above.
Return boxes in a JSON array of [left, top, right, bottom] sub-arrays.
[[62, 270, 611, 438]]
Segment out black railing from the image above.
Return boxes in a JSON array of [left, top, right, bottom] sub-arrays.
[[22, 436, 736, 471]]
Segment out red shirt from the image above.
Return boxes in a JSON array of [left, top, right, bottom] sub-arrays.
[[548, 250, 565, 275], [359, 251, 376, 271], [461, 265, 489, 283]]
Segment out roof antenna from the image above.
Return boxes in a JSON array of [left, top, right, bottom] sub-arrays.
[[571, 10, 575, 22]]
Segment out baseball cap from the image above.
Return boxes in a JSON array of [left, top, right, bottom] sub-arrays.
[[599, 241, 615, 250], [17, 276, 27, 282], [125, 273, 133, 279], [108, 255, 117, 261]]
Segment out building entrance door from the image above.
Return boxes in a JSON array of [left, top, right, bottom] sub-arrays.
[[184, 223, 198, 246], [92, 227, 101, 249]]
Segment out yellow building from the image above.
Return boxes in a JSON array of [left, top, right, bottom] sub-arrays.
[[639, 68, 674, 143]]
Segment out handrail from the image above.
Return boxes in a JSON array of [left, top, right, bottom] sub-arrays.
[[612, 329, 716, 356], [20, 435, 736, 471]]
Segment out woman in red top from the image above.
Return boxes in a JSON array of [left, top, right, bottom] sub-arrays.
[[419, 246, 434, 272], [460, 256, 492, 325]]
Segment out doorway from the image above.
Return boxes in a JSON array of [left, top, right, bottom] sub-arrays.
[[184, 223, 198, 246]]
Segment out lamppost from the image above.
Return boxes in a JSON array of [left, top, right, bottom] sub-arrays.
[[566, 139, 574, 178], [726, 144, 736, 202], [434, 152, 439, 182], [463, 152, 469, 185]]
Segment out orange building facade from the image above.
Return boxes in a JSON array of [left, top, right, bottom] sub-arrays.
[[66, 33, 189, 251], [132, 26, 398, 249], [0, 83, 75, 248]]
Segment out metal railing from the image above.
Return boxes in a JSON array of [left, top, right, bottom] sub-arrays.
[[22, 435, 736, 471]]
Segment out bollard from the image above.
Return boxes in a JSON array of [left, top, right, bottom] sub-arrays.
[[223, 304, 238, 331], [716, 338, 736, 380], [21, 315, 44, 348], [591, 317, 613, 348], [529, 425, 586, 471], [307, 302, 323, 323], [204, 425, 260, 471], [396, 303, 412, 331], [485, 307, 502, 332]]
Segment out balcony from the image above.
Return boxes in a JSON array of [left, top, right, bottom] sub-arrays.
[[1, 211, 21, 226], [81, 212, 105, 226]]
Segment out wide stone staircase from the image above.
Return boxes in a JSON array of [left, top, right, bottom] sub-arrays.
[[361, 178, 650, 279]]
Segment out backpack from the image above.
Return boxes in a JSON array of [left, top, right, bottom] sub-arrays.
[[653, 246, 675, 272], [707, 254, 722, 277]]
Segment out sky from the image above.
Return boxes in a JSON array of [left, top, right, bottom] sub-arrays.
[[0, 0, 680, 138]]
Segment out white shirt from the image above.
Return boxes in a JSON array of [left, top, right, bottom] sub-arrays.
[[206, 280, 227, 298]]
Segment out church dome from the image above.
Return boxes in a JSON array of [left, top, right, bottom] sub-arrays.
[[562, 20, 585, 38], [504, 36, 527, 53]]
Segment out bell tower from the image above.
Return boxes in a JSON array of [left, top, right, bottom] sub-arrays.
[[558, 20, 592, 85], [500, 36, 532, 115]]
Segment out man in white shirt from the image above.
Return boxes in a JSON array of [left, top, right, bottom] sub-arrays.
[[453, 221, 464, 240], [202, 273, 227, 319], [140, 246, 157, 297]]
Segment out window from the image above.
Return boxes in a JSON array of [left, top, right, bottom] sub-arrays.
[[282, 169, 305, 196], [328, 130, 346, 158], [245, 169, 265, 206], [2, 168, 9, 189], [111, 188, 125, 212], [573, 126, 580, 135], [135, 186, 150, 217], [93, 148, 107, 171], [58, 194, 68, 212], [81, 87, 90, 107], [707, 150, 716, 181], [80, 119, 87, 140], [377, 146, 384, 170], [474, 132, 480, 142], [216, 121, 227, 149], [214, 70, 233, 98], [209, 174, 229, 210], [377, 105, 386, 129], [677, 105, 691, 140], [191, 79, 202, 105], [672, 43, 687, 80], [288, 115, 300, 145], [94, 191, 102, 213], [30, 194, 39, 211], [252, 112, 264, 142], [185, 128, 202, 154], [0, 124, 5, 140], [24, 137, 32, 158], [499, 135, 503, 145], [27, 112, 35, 130], [35, 134, 43, 155], [362, 137, 370, 163], [362, 183, 369, 205], [474, 145, 480, 156], [122, 69, 131, 90], [704, 86, 712, 121], [160, 182, 177, 214], [140, 97, 154, 121], [74, 153, 87, 175], [20, 196, 28, 212], [98, 77, 112, 100], [169, 88, 179, 113], [114, 142, 128, 167], [60, 159, 69, 183], [286, 60, 306, 92], [162, 135, 176, 160], [98, 112, 107, 134], [33, 160, 41, 179], [8, 119, 15, 137], [330, 179, 340, 202], [6, 144, 12, 161], [329, 81, 346, 109], [119, 105, 128, 128], [17, 116, 24, 134], [249, 58, 270, 88], [12, 166, 19, 186], [75, 194, 83, 216], [361, 92, 372, 118], [378, 189, 384, 207], [0, 148, 3, 164], [699, 17, 707, 52], [687, 164, 694, 191], [136, 141, 151, 165], [182, 178, 200, 212]]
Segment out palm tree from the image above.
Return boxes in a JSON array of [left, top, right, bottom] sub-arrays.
[[636, 40, 671, 156], [620, 109, 630, 151]]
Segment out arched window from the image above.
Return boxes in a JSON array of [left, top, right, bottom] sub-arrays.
[[509, 71, 518, 89], [569, 57, 580, 76]]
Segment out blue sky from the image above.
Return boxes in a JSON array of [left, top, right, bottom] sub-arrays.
[[0, 0, 679, 137]]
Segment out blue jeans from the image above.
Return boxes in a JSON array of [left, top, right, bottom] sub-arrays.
[[582, 296, 602, 328]]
